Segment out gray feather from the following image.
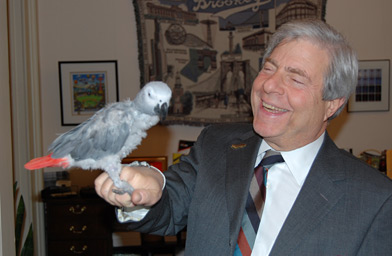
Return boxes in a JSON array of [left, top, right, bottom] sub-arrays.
[[49, 121, 89, 158]]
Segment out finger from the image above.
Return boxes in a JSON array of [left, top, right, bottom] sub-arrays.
[[131, 188, 161, 207], [131, 190, 143, 205], [94, 172, 110, 197], [103, 182, 134, 208], [95, 175, 123, 207], [115, 193, 134, 208], [95, 170, 136, 207], [119, 166, 137, 182], [106, 185, 122, 206]]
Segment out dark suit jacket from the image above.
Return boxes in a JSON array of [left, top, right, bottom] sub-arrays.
[[125, 123, 392, 255]]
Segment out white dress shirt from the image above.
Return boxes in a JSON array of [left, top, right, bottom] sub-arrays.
[[251, 133, 325, 255]]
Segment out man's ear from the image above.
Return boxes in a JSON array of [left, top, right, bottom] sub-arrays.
[[325, 97, 345, 120]]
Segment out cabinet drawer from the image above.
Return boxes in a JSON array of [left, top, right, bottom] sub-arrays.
[[44, 197, 114, 254], [46, 219, 108, 239], [47, 239, 110, 256], [45, 201, 112, 239], [46, 201, 108, 219]]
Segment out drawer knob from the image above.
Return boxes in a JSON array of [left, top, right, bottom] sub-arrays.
[[69, 205, 86, 214], [69, 245, 88, 254], [69, 225, 87, 234]]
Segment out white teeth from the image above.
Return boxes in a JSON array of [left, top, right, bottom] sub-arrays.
[[263, 102, 288, 113]]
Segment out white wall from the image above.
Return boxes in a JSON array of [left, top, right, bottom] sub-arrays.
[[326, 0, 392, 155], [38, 0, 392, 187]]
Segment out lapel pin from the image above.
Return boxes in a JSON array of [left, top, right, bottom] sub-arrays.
[[231, 143, 247, 149]]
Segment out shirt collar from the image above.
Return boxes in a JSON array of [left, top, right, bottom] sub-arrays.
[[258, 132, 325, 186]]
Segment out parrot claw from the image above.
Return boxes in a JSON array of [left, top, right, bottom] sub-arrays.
[[112, 180, 135, 196], [112, 187, 134, 196], [112, 188, 126, 195]]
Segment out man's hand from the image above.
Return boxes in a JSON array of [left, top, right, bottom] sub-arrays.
[[94, 166, 164, 208]]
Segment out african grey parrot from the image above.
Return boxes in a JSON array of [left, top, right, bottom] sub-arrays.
[[25, 81, 172, 195]]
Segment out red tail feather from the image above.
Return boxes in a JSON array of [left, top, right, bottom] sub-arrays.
[[24, 153, 69, 170]]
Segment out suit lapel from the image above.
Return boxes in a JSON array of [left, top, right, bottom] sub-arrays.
[[225, 130, 262, 252], [270, 134, 347, 255]]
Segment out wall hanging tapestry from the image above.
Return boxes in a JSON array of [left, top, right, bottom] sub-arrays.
[[132, 0, 327, 125]]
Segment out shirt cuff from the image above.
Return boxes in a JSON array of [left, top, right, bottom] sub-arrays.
[[116, 205, 151, 222]]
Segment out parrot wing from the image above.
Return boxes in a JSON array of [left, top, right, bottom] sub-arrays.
[[49, 102, 132, 161]]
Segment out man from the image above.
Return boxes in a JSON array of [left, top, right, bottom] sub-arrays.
[[95, 19, 392, 255]]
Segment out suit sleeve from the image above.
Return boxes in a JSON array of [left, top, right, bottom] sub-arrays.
[[357, 193, 392, 255]]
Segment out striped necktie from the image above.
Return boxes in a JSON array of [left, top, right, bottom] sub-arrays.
[[234, 150, 284, 255]]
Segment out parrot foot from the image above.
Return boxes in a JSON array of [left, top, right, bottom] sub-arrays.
[[112, 180, 135, 196]]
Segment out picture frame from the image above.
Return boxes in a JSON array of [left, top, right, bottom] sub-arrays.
[[121, 156, 168, 172], [59, 60, 119, 126], [348, 59, 390, 112]]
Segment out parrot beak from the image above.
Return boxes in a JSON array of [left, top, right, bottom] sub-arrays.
[[154, 102, 168, 121]]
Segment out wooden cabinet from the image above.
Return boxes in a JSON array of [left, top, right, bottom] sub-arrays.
[[43, 196, 114, 256]]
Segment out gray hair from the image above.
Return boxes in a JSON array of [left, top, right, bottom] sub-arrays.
[[262, 19, 358, 119]]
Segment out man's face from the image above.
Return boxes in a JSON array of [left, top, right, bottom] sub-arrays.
[[251, 39, 343, 151]]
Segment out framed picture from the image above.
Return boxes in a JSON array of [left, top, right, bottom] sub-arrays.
[[59, 60, 119, 125], [122, 156, 168, 172], [348, 60, 390, 112]]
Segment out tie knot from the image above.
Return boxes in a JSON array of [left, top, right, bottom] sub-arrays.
[[259, 150, 284, 168]]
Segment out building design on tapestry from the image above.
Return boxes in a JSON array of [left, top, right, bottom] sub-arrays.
[[276, 0, 321, 28], [133, 0, 326, 125], [172, 72, 185, 114], [146, 3, 197, 25]]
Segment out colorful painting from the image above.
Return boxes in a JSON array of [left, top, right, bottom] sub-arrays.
[[71, 72, 107, 114], [59, 61, 118, 125], [132, 0, 327, 125]]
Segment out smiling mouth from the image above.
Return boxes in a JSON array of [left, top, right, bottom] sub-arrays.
[[263, 102, 288, 113]]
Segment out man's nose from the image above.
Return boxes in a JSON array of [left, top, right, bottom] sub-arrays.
[[263, 71, 285, 95]]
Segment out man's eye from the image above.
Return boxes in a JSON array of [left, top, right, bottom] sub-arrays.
[[292, 78, 305, 85], [262, 65, 274, 72]]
